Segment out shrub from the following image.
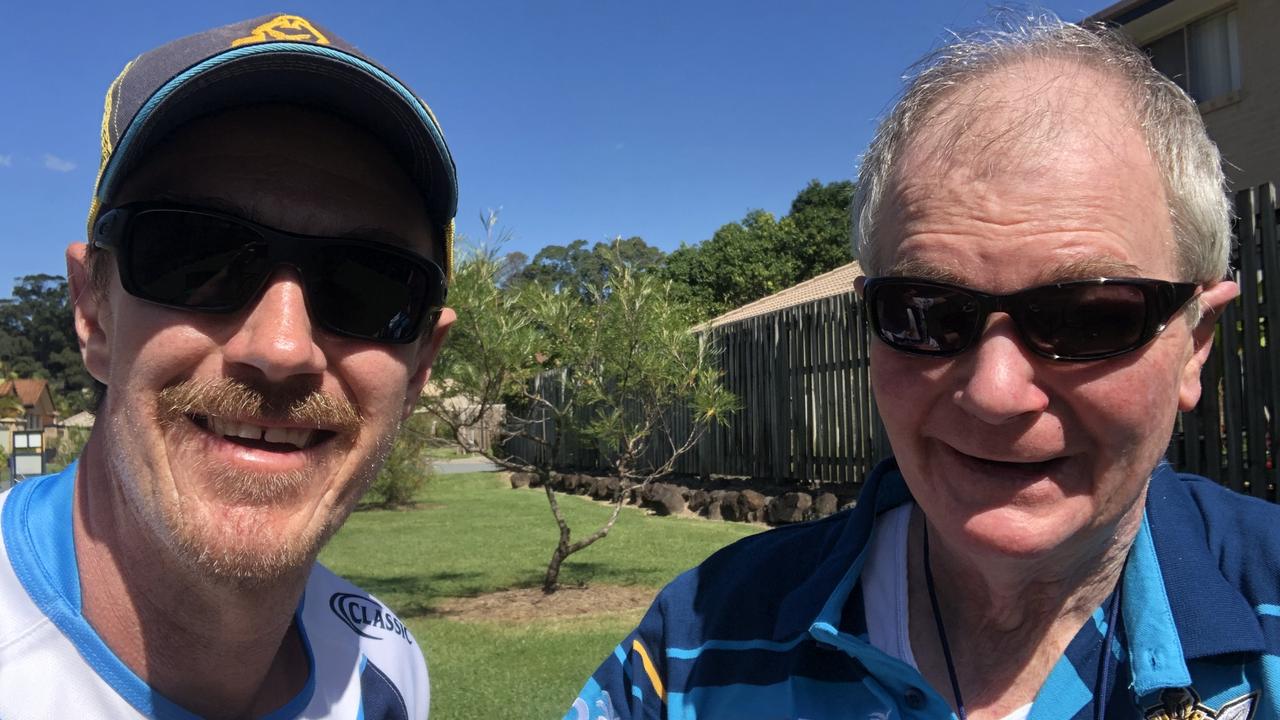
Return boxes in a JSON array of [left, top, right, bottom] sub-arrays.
[[366, 414, 434, 508]]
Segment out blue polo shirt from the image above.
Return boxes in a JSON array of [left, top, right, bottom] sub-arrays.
[[567, 459, 1280, 719]]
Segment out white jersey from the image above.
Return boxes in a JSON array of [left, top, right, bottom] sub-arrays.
[[0, 463, 429, 719]]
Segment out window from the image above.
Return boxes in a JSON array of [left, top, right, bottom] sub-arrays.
[[1144, 7, 1241, 103]]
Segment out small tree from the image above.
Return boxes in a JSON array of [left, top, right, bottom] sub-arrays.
[[366, 414, 434, 508], [425, 240, 736, 592]]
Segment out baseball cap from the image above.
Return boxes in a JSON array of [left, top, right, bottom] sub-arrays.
[[87, 13, 457, 274]]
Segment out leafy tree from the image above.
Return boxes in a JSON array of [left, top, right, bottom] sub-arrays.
[[0, 274, 93, 415], [424, 244, 736, 593], [517, 237, 665, 299], [660, 180, 855, 320], [787, 179, 855, 278], [662, 210, 802, 317]]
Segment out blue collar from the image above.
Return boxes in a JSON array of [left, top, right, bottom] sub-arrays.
[[1140, 462, 1265, 660], [1, 462, 316, 719]]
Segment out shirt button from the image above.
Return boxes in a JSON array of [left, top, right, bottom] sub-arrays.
[[904, 687, 926, 709]]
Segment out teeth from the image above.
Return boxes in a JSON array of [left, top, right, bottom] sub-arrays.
[[233, 422, 262, 441], [264, 426, 315, 449], [205, 417, 314, 450]]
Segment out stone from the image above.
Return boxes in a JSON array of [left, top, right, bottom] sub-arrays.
[[590, 476, 621, 500], [642, 483, 687, 516], [738, 490, 768, 522], [688, 489, 711, 514], [718, 491, 742, 521], [509, 472, 534, 489], [813, 492, 839, 518], [768, 492, 813, 524], [706, 491, 725, 521]]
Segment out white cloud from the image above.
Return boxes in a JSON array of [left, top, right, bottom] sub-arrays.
[[0, 154, 11, 167], [43, 154, 76, 172]]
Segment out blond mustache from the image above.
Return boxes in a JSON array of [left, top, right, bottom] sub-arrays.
[[156, 377, 362, 433]]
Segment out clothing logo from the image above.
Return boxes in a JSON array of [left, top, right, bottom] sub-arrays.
[[1144, 687, 1257, 720], [569, 691, 619, 720], [231, 15, 330, 47], [329, 592, 413, 644]]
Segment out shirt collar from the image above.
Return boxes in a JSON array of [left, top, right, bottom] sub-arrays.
[[1139, 461, 1265, 661], [799, 459, 912, 638]]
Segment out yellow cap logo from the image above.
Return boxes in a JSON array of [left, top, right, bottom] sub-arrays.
[[231, 15, 330, 47]]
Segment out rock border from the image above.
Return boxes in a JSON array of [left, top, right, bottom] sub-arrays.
[[508, 471, 857, 526]]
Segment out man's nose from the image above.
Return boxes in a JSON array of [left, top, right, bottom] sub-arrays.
[[952, 314, 1050, 424], [221, 268, 327, 382]]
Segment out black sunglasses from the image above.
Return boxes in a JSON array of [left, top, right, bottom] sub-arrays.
[[863, 276, 1199, 361], [91, 204, 447, 344]]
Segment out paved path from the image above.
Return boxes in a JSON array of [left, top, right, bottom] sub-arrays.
[[433, 457, 501, 475]]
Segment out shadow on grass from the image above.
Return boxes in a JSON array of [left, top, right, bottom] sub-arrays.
[[557, 560, 671, 585], [340, 568, 555, 614]]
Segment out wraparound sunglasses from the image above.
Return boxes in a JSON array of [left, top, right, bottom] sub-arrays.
[[92, 204, 447, 344], [862, 276, 1199, 361]]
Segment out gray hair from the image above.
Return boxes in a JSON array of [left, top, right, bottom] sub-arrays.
[[851, 12, 1231, 285]]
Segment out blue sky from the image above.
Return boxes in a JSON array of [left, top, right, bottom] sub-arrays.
[[0, 1, 1108, 297]]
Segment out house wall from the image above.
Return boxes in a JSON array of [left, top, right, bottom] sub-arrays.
[[1116, 0, 1280, 191], [1202, 0, 1280, 191]]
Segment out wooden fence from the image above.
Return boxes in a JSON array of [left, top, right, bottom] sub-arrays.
[[509, 183, 1279, 493], [1167, 182, 1280, 500], [503, 292, 891, 485]]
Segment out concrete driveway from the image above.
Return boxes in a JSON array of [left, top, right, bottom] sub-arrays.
[[433, 457, 501, 475]]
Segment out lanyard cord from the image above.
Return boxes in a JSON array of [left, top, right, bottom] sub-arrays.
[[921, 522, 1123, 720], [922, 522, 969, 720]]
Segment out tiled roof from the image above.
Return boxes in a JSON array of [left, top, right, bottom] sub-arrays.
[[0, 378, 49, 407], [702, 261, 863, 330]]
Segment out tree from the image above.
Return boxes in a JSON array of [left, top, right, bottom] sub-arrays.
[[517, 237, 666, 299], [662, 210, 802, 317], [787, 179, 855, 278], [0, 274, 94, 415], [424, 243, 736, 592], [659, 180, 856, 320]]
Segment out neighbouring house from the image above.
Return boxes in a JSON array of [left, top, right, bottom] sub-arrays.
[[420, 380, 505, 454], [1091, 0, 1280, 192], [0, 378, 60, 456], [61, 411, 96, 430]]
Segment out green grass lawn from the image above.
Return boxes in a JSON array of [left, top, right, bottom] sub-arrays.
[[319, 471, 760, 719]]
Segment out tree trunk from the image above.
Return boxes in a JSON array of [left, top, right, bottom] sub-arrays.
[[542, 482, 573, 593], [544, 545, 567, 593]]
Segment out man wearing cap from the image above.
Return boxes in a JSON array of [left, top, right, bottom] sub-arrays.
[[0, 15, 455, 719], [569, 14, 1280, 720]]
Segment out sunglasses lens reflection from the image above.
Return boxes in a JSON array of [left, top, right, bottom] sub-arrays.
[[1018, 284, 1147, 358], [873, 283, 977, 355]]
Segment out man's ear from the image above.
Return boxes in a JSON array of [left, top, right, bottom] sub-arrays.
[[854, 276, 867, 298], [403, 307, 455, 420], [1178, 279, 1240, 412], [66, 243, 112, 384]]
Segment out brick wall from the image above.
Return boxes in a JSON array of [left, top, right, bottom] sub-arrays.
[[1201, 0, 1280, 191]]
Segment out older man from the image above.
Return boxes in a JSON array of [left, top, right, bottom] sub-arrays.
[[569, 16, 1278, 720], [0, 15, 455, 719]]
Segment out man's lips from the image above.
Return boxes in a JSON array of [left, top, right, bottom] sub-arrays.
[[944, 443, 1068, 478]]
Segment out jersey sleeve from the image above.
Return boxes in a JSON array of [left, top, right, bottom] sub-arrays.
[[565, 597, 670, 720]]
